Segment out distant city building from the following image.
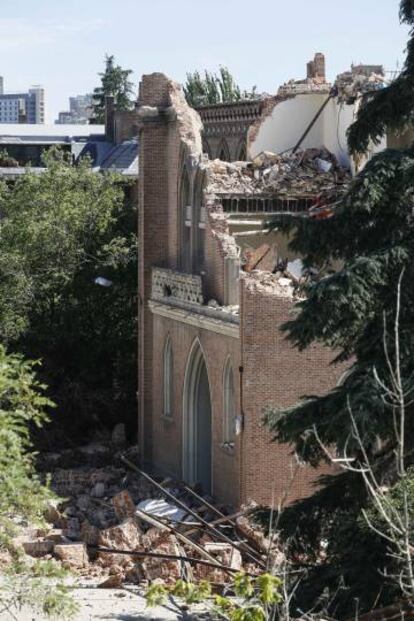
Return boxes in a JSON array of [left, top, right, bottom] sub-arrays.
[[0, 79, 45, 124], [55, 94, 93, 124]]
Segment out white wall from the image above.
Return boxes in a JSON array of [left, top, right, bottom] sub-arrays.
[[249, 94, 386, 172]]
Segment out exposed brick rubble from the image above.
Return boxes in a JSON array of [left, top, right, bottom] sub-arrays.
[[204, 147, 350, 199], [10, 436, 276, 589]]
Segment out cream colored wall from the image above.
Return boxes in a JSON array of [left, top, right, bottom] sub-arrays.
[[249, 94, 386, 172]]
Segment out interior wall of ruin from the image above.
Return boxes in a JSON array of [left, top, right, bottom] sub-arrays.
[[248, 94, 386, 170]]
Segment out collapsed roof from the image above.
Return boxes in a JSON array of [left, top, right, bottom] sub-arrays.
[[204, 146, 350, 205]]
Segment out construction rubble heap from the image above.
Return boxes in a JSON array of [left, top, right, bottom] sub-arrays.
[[7, 431, 277, 590], [205, 147, 351, 205]]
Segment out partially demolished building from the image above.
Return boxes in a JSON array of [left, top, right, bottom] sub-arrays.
[[137, 57, 385, 508]]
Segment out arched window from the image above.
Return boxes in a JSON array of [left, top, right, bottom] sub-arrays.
[[194, 170, 206, 273], [237, 142, 247, 161], [218, 139, 230, 162], [163, 337, 173, 417], [180, 168, 192, 271], [223, 358, 235, 444]]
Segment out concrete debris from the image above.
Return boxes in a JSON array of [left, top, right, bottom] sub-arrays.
[[243, 270, 296, 298], [136, 498, 188, 523], [98, 518, 142, 553], [112, 490, 137, 521], [22, 539, 54, 557], [205, 147, 350, 202], [98, 573, 124, 588], [286, 258, 305, 283], [195, 542, 243, 584], [243, 244, 271, 273], [18, 441, 268, 589], [54, 543, 89, 569], [142, 535, 182, 584], [336, 64, 386, 103]]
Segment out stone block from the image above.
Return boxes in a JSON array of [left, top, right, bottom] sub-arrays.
[[22, 540, 54, 557], [142, 535, 181, 584], [98, 518, 142, 551], [98, 573, 124, 588], [54, 543, 88, 568], [112, 490, 136, 521]]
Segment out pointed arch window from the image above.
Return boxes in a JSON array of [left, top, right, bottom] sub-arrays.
[[218, 139, 230, 162], [237, 142, 247, 161], [223, 358, 235, 444], [180, 167, 192, 272], [163, 337, 173, 417]]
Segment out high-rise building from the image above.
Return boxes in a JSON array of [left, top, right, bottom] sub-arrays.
[[0, 79, 45, 124], [55, 94, 93, 124]]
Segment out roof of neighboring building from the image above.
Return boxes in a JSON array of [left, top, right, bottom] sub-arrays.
[[0, 123, 105, 144], [99, 138, 138, 176]]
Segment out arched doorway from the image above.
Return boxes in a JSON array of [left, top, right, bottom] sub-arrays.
[[183, 342, 212, 493]]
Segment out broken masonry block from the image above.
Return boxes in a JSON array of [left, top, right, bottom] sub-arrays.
[[54, 543, 89, 569]]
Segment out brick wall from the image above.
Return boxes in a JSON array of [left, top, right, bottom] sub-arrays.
[[138, 74, 172, 463], [239, 276, 343, 507], [150, 312, 241, 507]]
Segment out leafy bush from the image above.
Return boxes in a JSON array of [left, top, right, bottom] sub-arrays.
[[0, 345, 77, 618], [146, 572, 283, 621]]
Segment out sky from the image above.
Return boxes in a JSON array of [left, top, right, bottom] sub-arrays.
[[0, 0, 409, 123]]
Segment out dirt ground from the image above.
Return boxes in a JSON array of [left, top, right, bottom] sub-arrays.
[[0, 579, 202, 621]]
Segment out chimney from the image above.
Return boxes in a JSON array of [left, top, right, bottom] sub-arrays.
[[105, 95, 115, 142]]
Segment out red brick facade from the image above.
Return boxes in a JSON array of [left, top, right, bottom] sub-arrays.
[[138, 73, 343, 508]]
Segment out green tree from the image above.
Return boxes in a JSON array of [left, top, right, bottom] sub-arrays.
[[0, 346, 77, 619], [91, 54, 135, 124], [0, 147, 137, 438], [184, 66, 257, 107], [263, 1, 414, 615]]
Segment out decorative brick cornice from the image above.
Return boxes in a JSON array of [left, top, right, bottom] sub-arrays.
[[197, 99, 265, 125], [148, 301, 239, 338]]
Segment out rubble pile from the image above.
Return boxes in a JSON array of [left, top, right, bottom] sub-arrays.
[[205, 147, 350, 200], [11, 437, 274, 590], [336, 65, 386, 103]]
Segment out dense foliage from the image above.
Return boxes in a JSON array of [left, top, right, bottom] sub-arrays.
[[0, 346, 77, 619], [91, 54, 135, 124], [263, 1, 414, 616], [0, 148, 137, 441], [0, 346, 53, 525], [184, 66, 257, 107]]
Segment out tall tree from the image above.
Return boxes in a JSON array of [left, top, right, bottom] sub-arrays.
[[184, 66, 256, 107], [91, 54, 135, 124], [0, 147, 137, 440], [263, 1, 414, 615]]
